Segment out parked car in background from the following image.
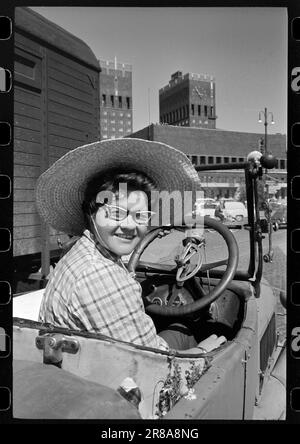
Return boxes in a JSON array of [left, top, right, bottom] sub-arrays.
[[223, 201, 248, 222], [271, 204, 287, 231], [194, 199, 218, 218]]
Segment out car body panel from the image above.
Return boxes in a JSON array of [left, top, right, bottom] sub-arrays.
[[13, 320, 208, 419], [13, 277, 284, 420]]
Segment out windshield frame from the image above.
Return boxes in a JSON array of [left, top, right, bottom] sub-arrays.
[[193, 160, 263, 292]]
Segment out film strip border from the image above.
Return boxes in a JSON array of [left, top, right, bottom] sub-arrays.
[[0, 2, 13, 418], [0, 1, 298, 424], [289, 3, 300, 422]]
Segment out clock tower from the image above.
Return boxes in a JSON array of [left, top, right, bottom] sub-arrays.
[[159, 71, 217, 129]]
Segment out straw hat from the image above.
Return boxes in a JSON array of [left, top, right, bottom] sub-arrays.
[[36, 138, 201, 235]]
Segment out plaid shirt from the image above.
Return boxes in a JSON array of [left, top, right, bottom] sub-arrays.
[[39, 230, 169, 351]]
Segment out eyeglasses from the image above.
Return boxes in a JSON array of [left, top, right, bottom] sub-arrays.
[[96, 203, 155, 225]]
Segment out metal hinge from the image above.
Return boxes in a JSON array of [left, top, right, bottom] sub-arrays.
[[36, 333, 79, 367]]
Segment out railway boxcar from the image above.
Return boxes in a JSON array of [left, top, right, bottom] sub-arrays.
[[14, 7, 101, 291]]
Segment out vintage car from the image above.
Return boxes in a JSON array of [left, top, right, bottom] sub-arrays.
[[12, 152, 286, 421]]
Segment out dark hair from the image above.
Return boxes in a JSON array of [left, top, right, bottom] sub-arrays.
[[82, 168, 157, 229]]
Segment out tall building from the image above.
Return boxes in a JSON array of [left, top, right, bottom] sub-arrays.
[[159, 71, 217, 129], [99, 58, 133, 139]]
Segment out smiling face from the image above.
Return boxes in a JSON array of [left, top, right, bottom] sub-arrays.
[[93, 190, 150, 257]]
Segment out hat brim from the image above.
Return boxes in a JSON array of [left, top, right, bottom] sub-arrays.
[[36, 138, 201, 235]]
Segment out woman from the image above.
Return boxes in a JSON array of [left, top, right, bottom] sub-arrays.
[[36, 137, 206, 352]]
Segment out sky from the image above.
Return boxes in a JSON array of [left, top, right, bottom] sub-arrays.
[[30, 6, 287, 135]]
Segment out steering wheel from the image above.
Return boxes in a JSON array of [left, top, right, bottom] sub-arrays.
[[127, 216, 239, 316]]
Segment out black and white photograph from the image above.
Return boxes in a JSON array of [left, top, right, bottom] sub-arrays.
[[12, 6, 287, 421]]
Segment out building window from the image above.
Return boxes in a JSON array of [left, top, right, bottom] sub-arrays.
[[216, 157, 222, 164], [208, 156, 214, 164], [112, 112, 115, 116], [126, 97, 130, 109], [239, 157, 244, 162], [224, 157, 229, 163], [102, 94, 106, 106], [119, 120, 123, 125], [192, 119, 195, 124], [204, 105, 208, 117], [118, 96, 122, 108], [200, 156, 206, 165], [103, 111, 107, 116], [102, 134, 108, 139], [191, 155, 198, 165], [119, 128, 123, 132], [231, 157, 237, 163], [198, 105, 201, 116], [120, 113, 123, 117], [191, 104, 195, 116], [110, 120, 115, 124], [110, 95, 114, 107], [280, 159, 285, 169], [210, 106, 214, 117]]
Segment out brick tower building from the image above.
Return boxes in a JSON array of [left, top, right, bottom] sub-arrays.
[[159, 71, 217, 129], [99, 58, 133, 139]]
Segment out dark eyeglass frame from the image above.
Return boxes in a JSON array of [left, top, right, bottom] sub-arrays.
[[95, 202, 155, 225]]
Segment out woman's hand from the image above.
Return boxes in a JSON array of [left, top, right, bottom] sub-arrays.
[[178, 334, 227, 355]]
